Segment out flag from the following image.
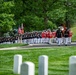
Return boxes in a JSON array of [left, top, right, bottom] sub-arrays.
[[21, 29, 24, 34], [18, 27, 22, 34], [21, 23, 24, 34]]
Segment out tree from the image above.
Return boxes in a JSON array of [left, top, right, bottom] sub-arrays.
[[64, 0, 76, 28], [0, 0, 15, 36], [0, 0, 76, 35], [14, 0, 58, 31]]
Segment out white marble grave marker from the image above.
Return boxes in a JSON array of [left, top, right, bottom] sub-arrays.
[[69, 56, 76, 75], [13, 54, 22, 74], [20, 62, 35, 75], [39, 55, 48, 75]]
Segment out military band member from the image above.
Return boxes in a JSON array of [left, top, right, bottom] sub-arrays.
[[64, 27, 69, 45], [56, 27, 63, 45], [68, 29, 73, 44], [41, 30, 46, 43]]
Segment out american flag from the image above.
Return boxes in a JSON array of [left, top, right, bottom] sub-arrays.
[[18, 26, 22, 34], [21, 23, 24, 34]]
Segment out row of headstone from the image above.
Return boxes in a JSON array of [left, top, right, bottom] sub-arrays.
[[13, 55, 22, 74], [69, 56, 76, 75], [13, 55, 76, 75], [13, 54, 48, 75]]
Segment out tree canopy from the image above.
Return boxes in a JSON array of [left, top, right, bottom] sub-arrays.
[[0, 0, 76, 36]]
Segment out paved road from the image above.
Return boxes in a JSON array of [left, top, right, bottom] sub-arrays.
[[0, 42, 76, 50]]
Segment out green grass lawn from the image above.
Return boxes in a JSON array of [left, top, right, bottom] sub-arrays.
[[71, 26, 76, 41], [0, 46, 76, 75], [0, 43, 27, 48]]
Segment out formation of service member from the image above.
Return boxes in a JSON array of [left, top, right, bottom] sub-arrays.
[[56, 27, 73, 46], [0, 27, 73, 45]]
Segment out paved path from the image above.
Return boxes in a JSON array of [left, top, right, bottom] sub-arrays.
[[0, 42, 76, 50]]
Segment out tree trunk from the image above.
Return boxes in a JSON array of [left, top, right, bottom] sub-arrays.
[[65, 12, 70, 28], [44, 16, 48, 29]]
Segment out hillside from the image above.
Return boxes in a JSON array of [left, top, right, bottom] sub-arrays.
[[71, 26, 76, 41]]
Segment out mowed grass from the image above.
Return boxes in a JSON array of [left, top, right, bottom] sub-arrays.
[[71, 26, 76, 41], [0, 46, 76, 75], [0, 43, 27, 48]]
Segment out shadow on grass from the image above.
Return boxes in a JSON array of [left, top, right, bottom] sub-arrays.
[[0, 71, 18, 75]]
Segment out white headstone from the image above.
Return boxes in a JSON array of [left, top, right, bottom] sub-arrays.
[[20, 62, 35, 75], [69, 56, 76, 75], [39, 55, 48, 75], [13, 54, 22, 74]]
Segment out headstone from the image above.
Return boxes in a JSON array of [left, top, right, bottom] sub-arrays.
[[20, 62, 35, 75], [39, 55, 48, 75], [69, 56, 76, 75], [13, 54, 22, 74]]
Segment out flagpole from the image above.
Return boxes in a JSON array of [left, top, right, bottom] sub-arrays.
[[18, 26, 22, 43]]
